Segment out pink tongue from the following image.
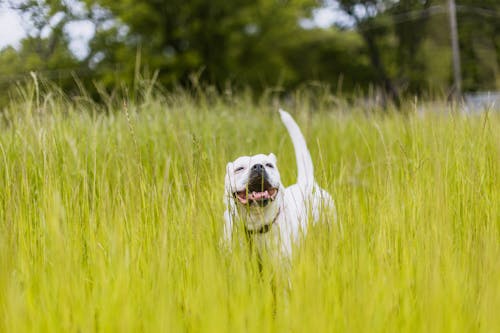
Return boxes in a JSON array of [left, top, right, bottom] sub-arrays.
[[249, 191, 269, 200]]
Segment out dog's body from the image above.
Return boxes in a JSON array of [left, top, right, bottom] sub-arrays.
[[223, 109, 334, 257]]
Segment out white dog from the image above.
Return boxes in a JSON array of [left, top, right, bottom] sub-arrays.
[[223, 109, 335, 258]]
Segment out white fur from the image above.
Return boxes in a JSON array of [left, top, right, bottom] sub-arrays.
[[223, 109, 335, 257]]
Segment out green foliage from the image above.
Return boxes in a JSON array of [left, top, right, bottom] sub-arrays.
[[283, 28, 377, 92], [0, 39, 80, 106], [457, 0, 500, 91], [83, 0, 318, 89], [1, 0, 500, 101], [0, 0, 83, 104], [0, 88, 499, 331]]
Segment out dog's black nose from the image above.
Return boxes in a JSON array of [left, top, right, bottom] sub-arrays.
[[251, 164, 264, 173]]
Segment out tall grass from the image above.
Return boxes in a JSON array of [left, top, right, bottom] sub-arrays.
[[0, 86, 499, 332]]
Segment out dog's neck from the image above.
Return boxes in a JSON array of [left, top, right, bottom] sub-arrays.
[[244, 208, 281, 236]]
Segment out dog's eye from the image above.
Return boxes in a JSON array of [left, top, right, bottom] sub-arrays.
[[234, 166, 245, 172], [265, 163, 274, 169]]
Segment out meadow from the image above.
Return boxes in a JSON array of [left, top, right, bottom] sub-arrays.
[[0, 85, 499, 332]]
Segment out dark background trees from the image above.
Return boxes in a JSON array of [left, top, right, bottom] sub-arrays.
[[1, 0, 499, 103]]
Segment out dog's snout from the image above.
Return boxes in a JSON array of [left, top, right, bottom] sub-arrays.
[[252, 164, 264, 173]]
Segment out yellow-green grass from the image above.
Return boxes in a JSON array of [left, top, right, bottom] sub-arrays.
[[0, 91, 499, 332]]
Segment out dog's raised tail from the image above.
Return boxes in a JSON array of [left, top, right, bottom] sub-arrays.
[[279, 109, 314, 190]]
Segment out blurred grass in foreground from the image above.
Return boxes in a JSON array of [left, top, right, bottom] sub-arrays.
[[0, 85, 499, 332]]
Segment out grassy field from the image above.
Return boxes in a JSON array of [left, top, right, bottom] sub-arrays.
[[0, 88, 499, 332]]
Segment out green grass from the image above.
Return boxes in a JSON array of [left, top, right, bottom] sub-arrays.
[[0, 89, 499, 332]]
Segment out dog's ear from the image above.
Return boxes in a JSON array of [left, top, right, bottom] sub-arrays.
[[225, 162, 234, 174], [225, 162, 234, 192], [268, 153, 277, 164]]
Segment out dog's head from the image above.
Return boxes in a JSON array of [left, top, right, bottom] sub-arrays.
[[225, 153, 282, 209]]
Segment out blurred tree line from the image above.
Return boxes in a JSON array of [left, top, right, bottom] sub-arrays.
[[0, 0, 499, 104]]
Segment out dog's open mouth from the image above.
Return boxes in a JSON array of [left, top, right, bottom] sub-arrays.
[[234, 183, 278, 207]]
